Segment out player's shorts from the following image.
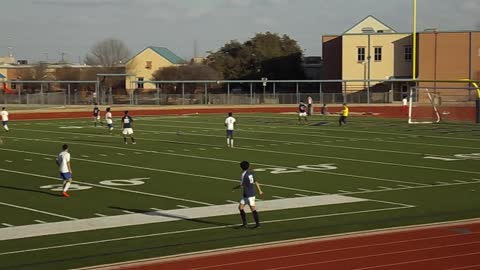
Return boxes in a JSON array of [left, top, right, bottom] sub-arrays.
[[240, 196, 256, 207], [122, 128, 134, 135], [299, 112, 307, 117], [226, 130, 234, 137], [2, 121, 7, 126], [59, 172, 72, 181]]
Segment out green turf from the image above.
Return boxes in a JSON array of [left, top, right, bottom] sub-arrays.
[[0, 113, 480, 269]]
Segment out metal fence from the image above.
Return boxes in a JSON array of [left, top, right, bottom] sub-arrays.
[[0, 79, 477, 106]]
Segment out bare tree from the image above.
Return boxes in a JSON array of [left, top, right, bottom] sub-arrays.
[[84, 38, 131, 67]]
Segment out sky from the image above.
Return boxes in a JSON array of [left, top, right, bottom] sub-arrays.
[[0, 0, 479, 63]]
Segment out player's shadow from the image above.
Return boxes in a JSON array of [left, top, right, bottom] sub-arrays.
[[0, 185, 60, 197], [109, 206, 234, 227]]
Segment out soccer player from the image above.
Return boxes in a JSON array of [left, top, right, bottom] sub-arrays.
[[121, 111, 136, 144], [307, 96, 313, 116], [93, 103, 102, 127], [1, 107, 9, 132], [56, 144, 73, 197], [232, 161, 263, 229], [339, 103, 349, 126], [225, 112, 236, 148], [105, 107, 113, 134], [402, 95, 408, 116], [298, 101, 308, 125]]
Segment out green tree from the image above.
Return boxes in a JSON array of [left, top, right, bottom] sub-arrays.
[[207, 32, 305, 80]]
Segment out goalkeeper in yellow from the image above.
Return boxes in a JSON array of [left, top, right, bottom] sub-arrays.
[[339, 103, 349, 126]]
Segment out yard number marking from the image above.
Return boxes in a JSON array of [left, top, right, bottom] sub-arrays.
[[40, 177, 149, 191], [254, 164, 337, 174]]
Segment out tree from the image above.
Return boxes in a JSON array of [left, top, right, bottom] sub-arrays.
[[207, 32, 305, 80], [84, 38, 131, 67]]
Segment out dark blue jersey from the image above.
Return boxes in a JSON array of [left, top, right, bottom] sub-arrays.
[[299, 104, 307, 113], [121, 115, 133, 128], [93, 107, 100, 116], [241, 171, 256, 197]]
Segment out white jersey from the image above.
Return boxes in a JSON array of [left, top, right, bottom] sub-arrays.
[[57, 151, 71, 173], [105, 112, 113, 124], [1, 110, 8, 121], [402, 98, 408, 106], [225, 116, 236, 130], [307, 96, 313, 105]]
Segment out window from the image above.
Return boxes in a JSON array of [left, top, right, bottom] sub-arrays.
[[374, 47, 382, 61], [404, 46, 412, 61], [10, 81, 16, 90], [357, 47, 365, 62], [137, 77, 144, 89], [145, 61, 152, 69]]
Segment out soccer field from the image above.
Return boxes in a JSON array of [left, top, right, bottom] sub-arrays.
[[1, 113, 480, 270]]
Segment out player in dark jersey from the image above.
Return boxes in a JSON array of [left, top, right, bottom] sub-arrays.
[[232, 161, 264, 229], [121, 111, 136, 144], [298, 101, 309, 125], [92, 103, 102, 127]]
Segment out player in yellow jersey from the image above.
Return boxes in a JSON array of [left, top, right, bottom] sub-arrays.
[[339, 103, 349, 126]]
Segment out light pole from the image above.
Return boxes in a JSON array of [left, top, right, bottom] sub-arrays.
[[412, 0, 417, 80], [261, 77, 268, 103]]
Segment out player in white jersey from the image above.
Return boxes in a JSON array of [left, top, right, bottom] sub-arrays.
[[225, 112, 236, 148], [56, 144, 73, 197], [1, 107, 9, 132], [105, 107, 113, 134]]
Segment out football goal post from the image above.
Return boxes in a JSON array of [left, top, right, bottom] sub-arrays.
[[408, 85, 478, 124]]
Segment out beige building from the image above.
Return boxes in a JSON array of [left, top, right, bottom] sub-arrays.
[[125, 46, 186, 92]]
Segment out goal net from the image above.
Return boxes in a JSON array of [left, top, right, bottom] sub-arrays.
[[408, 85, 478, 124]]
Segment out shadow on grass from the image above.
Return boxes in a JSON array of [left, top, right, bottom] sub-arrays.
[[0, 185, 61, 197]]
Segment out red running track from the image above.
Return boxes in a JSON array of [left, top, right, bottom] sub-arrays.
[[91, 220, 480, 270]]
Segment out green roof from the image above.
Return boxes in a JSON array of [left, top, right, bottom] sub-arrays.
[[148, 46, 186, 64]]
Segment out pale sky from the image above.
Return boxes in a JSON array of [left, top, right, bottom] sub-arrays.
[[0, 0, 479, 63]]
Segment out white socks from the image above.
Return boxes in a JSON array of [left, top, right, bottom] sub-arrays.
[[227, 138, 234, 148], [63, 182, 71, 192]]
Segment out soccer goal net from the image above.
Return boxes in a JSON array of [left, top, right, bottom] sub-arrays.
[[408, 85, 478, 124]]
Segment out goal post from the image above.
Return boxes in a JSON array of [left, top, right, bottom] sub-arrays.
[[408, 87, 440, 124], [408, 84, 478, 124]]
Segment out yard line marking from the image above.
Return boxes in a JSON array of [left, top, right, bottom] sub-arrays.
[[358, 188, 371, 191], [137, 120, 480, 150], [0, 202, 76, 220], [122, 210, 134, 214], [0, 167, 212, 206], [116, 153, 125, 156], [436, 181, 450, 185], [295, 194, 308, 197], [378, 186, 393, 189], [0, 195, 369, 241], [134, 152, 142, 154], [213, 147, 222, 150], [167, 150, 175, 153], [177, 205, 190, 209], [5, 160, 13, 163], [99, 154, 108, 157], [94, 213, 107, 217], [0, 147, 327, 196], [150, 208, 163, 211], [454, 180, 467, 183], [396, 185, 411, 188], [0, 204, 410, 254], [3, 136, 430, 188], [272, 196, 286, 199], [183, 149, 191, 151], [1, 223, 14, 227], [337, 190, 351, 193], [226, 200, 237, 204], [34, 220, 47, 224], [81, 155, 90, 158], [198, 148, 206, 151], [24, 159, 32, 161]]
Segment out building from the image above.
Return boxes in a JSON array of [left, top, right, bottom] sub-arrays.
[[322, 15, 414, 101], [125, 46, 186, 92]]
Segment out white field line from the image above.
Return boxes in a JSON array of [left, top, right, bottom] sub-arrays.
[[1, 223, 14, 227], [0, 168, 213, 206], [0, 146, 329, 196], [72, 125, 479, 179], [4, 135, 430, 187], [0, 205, 412, 256], [0, 202, 76, 220], [34, 220, 47, 224], [336, 180, 480, 196], [0, 195, 369, 240], [94, 213, 107, 217], [139, 117, 480, 144]]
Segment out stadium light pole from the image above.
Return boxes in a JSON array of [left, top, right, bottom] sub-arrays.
[[412, 0, 417, 80]]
